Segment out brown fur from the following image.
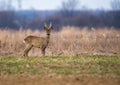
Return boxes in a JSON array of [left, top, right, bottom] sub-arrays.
[[23, 23, 52, 57]]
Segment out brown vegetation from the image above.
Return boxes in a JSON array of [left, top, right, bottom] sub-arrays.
[[0, 27, 120, 56]]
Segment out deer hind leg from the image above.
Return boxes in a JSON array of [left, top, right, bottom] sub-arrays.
[[23, 44, 33, 57]]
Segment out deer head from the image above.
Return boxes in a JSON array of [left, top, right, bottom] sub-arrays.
[[44, 22, 53, 36]]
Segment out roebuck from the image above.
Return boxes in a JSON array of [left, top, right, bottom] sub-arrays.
[[23, 23, 52, 57]]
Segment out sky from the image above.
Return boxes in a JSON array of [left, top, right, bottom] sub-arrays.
[[6, 0, 112, 10]]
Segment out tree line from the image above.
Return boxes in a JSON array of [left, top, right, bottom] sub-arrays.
[[0, 0, 120, 30]]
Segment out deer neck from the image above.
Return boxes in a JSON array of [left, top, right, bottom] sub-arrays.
[[46, 34, 50, 44]]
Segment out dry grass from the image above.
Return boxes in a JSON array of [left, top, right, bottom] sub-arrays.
[[0, 27, 120, 56]]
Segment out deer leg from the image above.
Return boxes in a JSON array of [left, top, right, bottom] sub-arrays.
[[41, 47, 46, 56], [23, 44, 33, 57]]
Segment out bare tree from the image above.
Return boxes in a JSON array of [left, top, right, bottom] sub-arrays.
[[111, 0, 120, 10], [60, 0, 79, 17], [111, 0, 120, 28], [0, 0, 14, 11], [0, 0, 7, 10]]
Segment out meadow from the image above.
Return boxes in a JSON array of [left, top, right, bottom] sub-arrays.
[[0, 27, 120, 85], [0, 26, 120, 56], [0, 55, 120, 85], [0, 55, 120, 75]]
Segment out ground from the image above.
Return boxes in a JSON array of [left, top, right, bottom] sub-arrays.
[[0, 55, 120, 85], [0, 75, 119, 85]]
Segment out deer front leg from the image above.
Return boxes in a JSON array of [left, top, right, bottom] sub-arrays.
[[23, 44, 33, 57], [41, 47, 46, 56]]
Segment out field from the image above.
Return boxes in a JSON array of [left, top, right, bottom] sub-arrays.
[[0, 27, 120, 56], [0, 55, 120, 85], [0, 27, 120, 85]]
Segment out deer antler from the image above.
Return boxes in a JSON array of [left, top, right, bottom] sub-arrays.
[[49, 22, 52, 28]]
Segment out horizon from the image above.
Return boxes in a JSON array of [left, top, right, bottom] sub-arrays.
[[0, 0, 112, 11]]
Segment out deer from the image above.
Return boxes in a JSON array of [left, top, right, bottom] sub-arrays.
[[23, 23, 53, 57]]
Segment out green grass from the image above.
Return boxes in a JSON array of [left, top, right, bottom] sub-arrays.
[[0, 55, 120, 75]]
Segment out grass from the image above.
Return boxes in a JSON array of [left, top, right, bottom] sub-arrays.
[[0, 27, 120, 56], [0, 55, 120, 76]]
